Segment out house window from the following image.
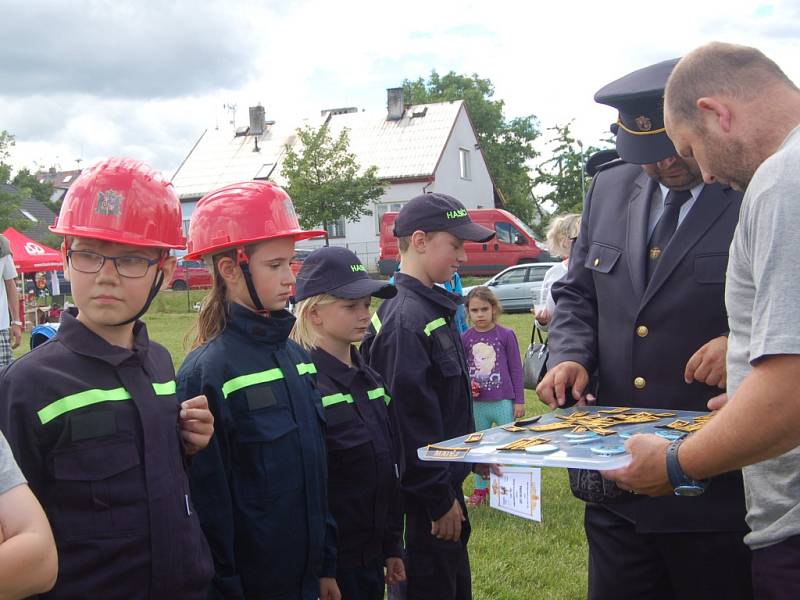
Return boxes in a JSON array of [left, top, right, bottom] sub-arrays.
[[182, 219, 191, 236], [375, 202, 405, 234], [459, 147, 471, 180], [326, 218, 346, 239]]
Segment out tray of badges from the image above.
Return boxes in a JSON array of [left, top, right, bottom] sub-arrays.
[[418, 406, 715, 470]]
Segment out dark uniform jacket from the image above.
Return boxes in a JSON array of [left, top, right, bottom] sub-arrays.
[[0, 309, 213, 599], [360, 273, 474, 521], [311, 346, 403, 568], [177, 303, 336, 600], [549, 161, 748, 532]]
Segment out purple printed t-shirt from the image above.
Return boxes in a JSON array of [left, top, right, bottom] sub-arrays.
[[461, 324, 524, 404]]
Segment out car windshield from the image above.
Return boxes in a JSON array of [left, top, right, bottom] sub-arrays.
[[508, 214, 537, 240]]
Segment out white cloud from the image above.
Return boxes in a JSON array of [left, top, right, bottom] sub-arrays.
[[4, 0, 799, 180]]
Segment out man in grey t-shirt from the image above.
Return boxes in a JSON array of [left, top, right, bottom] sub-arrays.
[[604, 42, 800, 598]]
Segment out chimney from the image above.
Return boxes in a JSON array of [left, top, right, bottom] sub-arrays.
[[249, 104, 266, 135], [386, 88, 404, 121]]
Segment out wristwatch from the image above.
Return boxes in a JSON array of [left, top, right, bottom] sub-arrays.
[[666, 438, 709, 496], [10, 321, 22, 327]]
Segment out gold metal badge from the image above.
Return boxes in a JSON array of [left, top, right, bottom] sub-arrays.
[[635, 115, 652, 131], [649, 247, 662, 260]]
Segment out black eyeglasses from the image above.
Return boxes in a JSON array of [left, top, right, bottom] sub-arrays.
[[67, 249, 161, 279]]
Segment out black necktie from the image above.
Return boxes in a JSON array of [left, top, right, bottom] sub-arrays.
[[647, 189, 692, 282]]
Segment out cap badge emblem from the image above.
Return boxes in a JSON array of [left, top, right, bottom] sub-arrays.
[[635, 115, 652, 131], [350, 264, 366, 273], [95, 190, 124, 216]]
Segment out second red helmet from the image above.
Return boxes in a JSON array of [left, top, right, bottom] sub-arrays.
[[185, 181, 324, 259]]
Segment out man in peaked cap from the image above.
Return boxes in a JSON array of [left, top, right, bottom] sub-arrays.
[[536, 59, 752, 599]]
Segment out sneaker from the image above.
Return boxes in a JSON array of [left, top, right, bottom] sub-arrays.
[[467, 488, 488, 508]]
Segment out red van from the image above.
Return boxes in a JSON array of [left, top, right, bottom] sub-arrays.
[[378, 208, 549, 276]]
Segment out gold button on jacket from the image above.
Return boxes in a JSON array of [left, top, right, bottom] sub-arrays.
[[634, 377, 646, 389], [636, 325, 649, 338]]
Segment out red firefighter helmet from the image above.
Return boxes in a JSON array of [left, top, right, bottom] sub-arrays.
[[184, 181, 324, 259], [50, 157, 186, 249]]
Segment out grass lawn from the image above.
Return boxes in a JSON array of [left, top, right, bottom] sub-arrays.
[[14, 294, 588, 600]]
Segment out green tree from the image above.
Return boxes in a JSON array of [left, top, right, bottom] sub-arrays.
[[281, 123, 384, 245], [12, 168, 56, 212], [531, 121, 609, 231], [403, 71, 540, 222], [0, 131, 30, 231]]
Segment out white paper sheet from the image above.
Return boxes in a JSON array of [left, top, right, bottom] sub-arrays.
[[489, 466, 542, 522]]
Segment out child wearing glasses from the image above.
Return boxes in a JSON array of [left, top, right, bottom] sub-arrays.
[[0, 158, 215, 599]]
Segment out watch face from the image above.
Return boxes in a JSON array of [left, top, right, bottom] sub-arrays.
[[674, 485, 705, 497]]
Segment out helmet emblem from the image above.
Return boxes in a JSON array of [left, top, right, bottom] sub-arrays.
[[96, 190, 124, 216]]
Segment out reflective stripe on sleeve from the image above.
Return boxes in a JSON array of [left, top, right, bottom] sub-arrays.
[[221, 368, 284, 399], [423, 317, 447, 336], [296, 362, 317, 376], [366, 386, 391, 405], [371, 312, 382, 334], [321, 392, 354, 408], [152, 380, 177, 395]]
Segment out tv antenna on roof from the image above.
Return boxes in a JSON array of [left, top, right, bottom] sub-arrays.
[[223, 103, 237, 129]]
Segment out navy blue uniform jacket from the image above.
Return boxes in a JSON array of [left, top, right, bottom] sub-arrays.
[[311, 346, 403, 568], [177, 303, 336, 599], [548, 162, 748, 533], [0, 310, 213, 599], [360, 273, 474, 521]]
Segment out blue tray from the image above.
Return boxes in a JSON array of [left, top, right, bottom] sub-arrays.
[[418, 406, 712, 470]]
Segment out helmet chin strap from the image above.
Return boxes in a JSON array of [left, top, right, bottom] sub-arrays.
[[112, 253, 167, 327], [237, 248, 269, 316]]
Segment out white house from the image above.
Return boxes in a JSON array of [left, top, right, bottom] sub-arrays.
[[171, 90, 496, 269]]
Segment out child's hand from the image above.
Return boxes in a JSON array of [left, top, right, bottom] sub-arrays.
[[431, 500, 465, 542], [179, 395, 214, 456], [385, 557, 406, 585], [513, 404, 525, 419], [319, 577, 341, 600]]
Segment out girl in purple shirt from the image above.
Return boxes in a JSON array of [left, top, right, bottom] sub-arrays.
[[461, 287, 525, 507]]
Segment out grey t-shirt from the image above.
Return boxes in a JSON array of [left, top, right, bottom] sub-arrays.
[[726, 124, 800, 550], [0, 430, 25, 495]]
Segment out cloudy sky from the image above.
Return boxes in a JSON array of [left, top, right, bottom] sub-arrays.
[[2, 0, 799, 178]]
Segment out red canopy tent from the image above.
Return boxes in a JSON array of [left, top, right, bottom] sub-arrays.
[[2, 227, 62, 273]]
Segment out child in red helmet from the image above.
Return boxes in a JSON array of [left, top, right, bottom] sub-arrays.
[[177, 181, 340, 600], [0, 157, 215, 599]]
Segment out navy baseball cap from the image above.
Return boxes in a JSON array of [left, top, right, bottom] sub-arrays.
[[393, 193, 495, 242], [294, 246, 397, 302], [594, 58, 679, 165]]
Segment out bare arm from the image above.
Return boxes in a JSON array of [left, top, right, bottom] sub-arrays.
[[0, 484, 58, 599], [4, 278, 21, 349], [681, 354, 800, 479], [603, 354, 800, 496], [3, 280, 18, 323]]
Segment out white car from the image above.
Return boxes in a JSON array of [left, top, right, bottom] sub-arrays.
[[462, 263, 559, 313]]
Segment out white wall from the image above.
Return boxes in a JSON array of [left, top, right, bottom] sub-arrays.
[[177, 105, 495, 271], [429, 105, 494, 209]]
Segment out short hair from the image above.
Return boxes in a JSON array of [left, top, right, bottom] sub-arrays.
[[546, 213, 582, 258], [666, 42, 798, 124], [398, 232, 434, 254]]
